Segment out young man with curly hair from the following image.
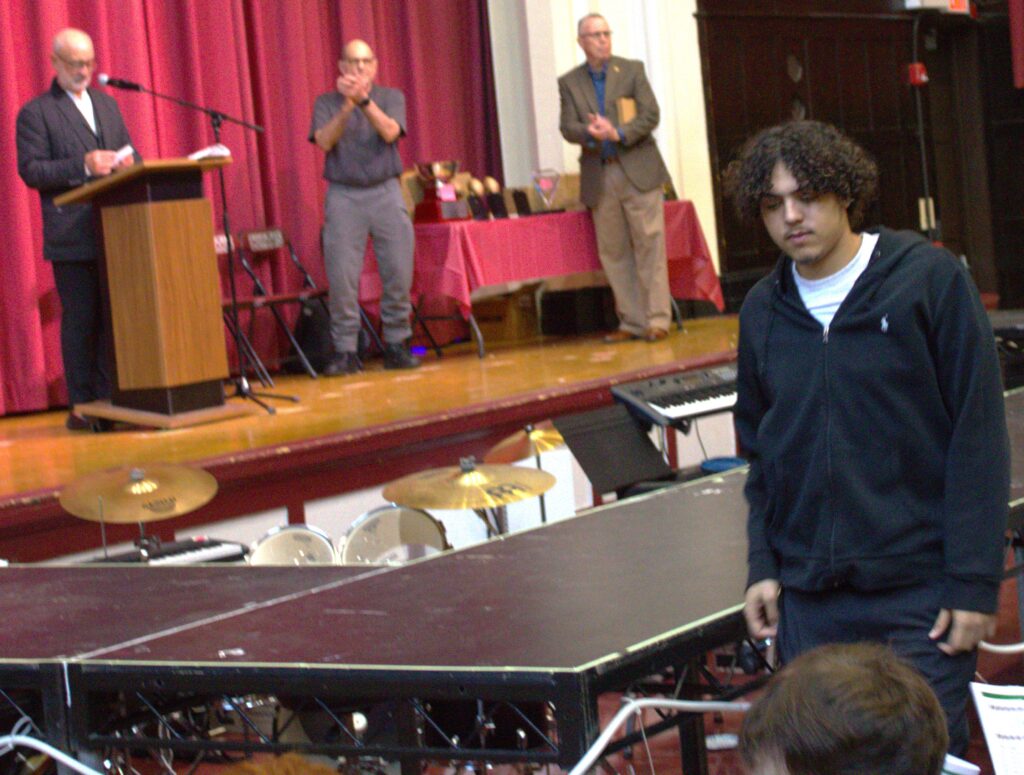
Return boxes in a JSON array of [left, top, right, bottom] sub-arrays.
[[739, 643, 949, 775], [726, 120, 1008, 755]]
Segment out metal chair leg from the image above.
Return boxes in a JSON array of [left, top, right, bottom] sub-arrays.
[[671, 297, 685, 332], [411, 302, 444, 358]]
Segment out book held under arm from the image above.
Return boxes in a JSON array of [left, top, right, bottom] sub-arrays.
[[616, 97, 636, 125]]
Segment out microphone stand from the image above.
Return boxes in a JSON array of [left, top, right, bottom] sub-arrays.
[[113, 79, 295, 413]]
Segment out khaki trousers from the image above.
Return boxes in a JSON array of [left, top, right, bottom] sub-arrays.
[[591, 162, 671, 334]]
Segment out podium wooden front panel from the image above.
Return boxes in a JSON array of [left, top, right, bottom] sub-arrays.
[[101, 199, 228, 390]]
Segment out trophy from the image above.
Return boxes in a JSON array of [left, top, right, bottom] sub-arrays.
[[467, 178, 489, 220], [414, 160, 470, 223], [484, 176, 509, 219], [531, 168, 561, 210]]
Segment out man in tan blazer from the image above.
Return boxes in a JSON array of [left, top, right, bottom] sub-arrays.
[[558, 13, 671, 342]]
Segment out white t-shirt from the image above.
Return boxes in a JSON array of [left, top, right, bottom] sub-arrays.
[[66, 89, 97, 134], [792, 232, 880, 329]]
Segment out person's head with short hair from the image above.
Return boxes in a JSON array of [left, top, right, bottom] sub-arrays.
[[739, 642, 949, 775], [51, 28, 96, 96], [577, 13, 612, 69], [340, 38, 377, 85], [723, 120, 879, 279]]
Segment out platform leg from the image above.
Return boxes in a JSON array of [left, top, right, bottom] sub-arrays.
[[678, 713, 708, 775], [397, 702, 421, 775]]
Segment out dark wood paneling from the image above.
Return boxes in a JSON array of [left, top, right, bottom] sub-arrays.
[[698, 1, 906, 16], [699, 6, 924, 276], [978, 12, 1024, 305], [697, 1, 1016, 305]]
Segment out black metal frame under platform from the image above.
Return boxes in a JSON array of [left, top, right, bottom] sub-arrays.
[[0, 473, 752, 773]]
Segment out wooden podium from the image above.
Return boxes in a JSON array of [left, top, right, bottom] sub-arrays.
[[54, 159, 250, 429]]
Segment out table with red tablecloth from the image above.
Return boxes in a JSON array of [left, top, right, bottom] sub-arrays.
[[359, 199, 724, 319]]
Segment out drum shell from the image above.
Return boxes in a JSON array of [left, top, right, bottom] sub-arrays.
[[340, 506, 448, 565], [249, 524, 336, 566]]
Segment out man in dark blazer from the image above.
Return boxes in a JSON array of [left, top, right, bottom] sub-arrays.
[[16, 28, 137, 430], [559, 13, 672, 343]]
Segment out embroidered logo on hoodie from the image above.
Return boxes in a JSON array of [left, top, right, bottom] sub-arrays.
[[880, 314, 889, 334]]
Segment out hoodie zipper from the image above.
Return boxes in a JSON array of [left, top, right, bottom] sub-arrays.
[[770, 235, 909, 585], [822, 322, 837, 577]]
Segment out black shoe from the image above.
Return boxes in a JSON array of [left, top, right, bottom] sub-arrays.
[[322, 352, 362, 376], [383, 343, 421, 370], [66, 413, 114, 432], [66, 413, 92, 431]]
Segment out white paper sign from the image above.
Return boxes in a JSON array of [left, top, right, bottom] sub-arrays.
[[971, 682, 1024, 774]]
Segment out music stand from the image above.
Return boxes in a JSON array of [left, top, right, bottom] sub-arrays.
[[554, 405, 678, 499]]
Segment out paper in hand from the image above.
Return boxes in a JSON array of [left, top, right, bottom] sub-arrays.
[[114, 144, 135, 164]]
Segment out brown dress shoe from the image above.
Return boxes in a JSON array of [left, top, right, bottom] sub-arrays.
[[644, 327, 668, 342], [602, 329, 640, 344]]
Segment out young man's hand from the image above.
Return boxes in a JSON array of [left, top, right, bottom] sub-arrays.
[[744, 579, 781, 639], [930, 608, 996, 655]]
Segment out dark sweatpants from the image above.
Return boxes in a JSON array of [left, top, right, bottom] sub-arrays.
[[778, 582, 978, 757]]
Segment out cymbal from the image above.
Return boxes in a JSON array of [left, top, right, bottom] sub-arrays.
[[59, 464, 218, 524], [483, 421, 564, 464], [383, 458, 555, 510]]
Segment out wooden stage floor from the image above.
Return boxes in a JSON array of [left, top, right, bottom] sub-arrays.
[[0, 317, 737, 561]]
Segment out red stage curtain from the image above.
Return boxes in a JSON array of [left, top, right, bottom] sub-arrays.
[[0, 0, 501, 415], [1012, 0, 1024, 88]]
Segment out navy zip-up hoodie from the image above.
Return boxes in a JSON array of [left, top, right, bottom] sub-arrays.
[[736, 227, 1009, 613]]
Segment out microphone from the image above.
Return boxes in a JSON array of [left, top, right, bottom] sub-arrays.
[[97, 73, 143, 91]]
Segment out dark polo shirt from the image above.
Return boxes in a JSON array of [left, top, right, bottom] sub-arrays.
[[308, 84, 406, 187]]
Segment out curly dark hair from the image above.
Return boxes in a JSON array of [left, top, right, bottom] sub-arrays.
[[722, 120, 879, 229]]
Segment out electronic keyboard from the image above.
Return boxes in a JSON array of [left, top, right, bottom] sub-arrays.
[[90, 538, 247, 565], [611, 362, 738, 428]]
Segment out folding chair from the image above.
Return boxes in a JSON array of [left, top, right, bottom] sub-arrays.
[[233, 228, 326, 378]]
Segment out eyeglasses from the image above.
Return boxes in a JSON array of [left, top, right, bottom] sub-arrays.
[[55, 53, 96, 71], [580, 30, 612, 39], [343, 57, 375, 67]]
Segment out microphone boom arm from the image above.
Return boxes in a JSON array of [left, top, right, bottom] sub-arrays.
[[99, 75, 263, 133]]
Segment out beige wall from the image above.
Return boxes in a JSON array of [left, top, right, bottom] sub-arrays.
[[488, 0, 719, 270]]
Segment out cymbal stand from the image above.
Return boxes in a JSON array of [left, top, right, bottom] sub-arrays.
[[525, 424, 549, 525], [473, 506, 508, 538], [134, 522, 163, 561], [97, 496, 108, 559]]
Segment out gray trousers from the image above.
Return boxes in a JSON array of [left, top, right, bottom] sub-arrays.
[[323, 178, 414, 352]]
